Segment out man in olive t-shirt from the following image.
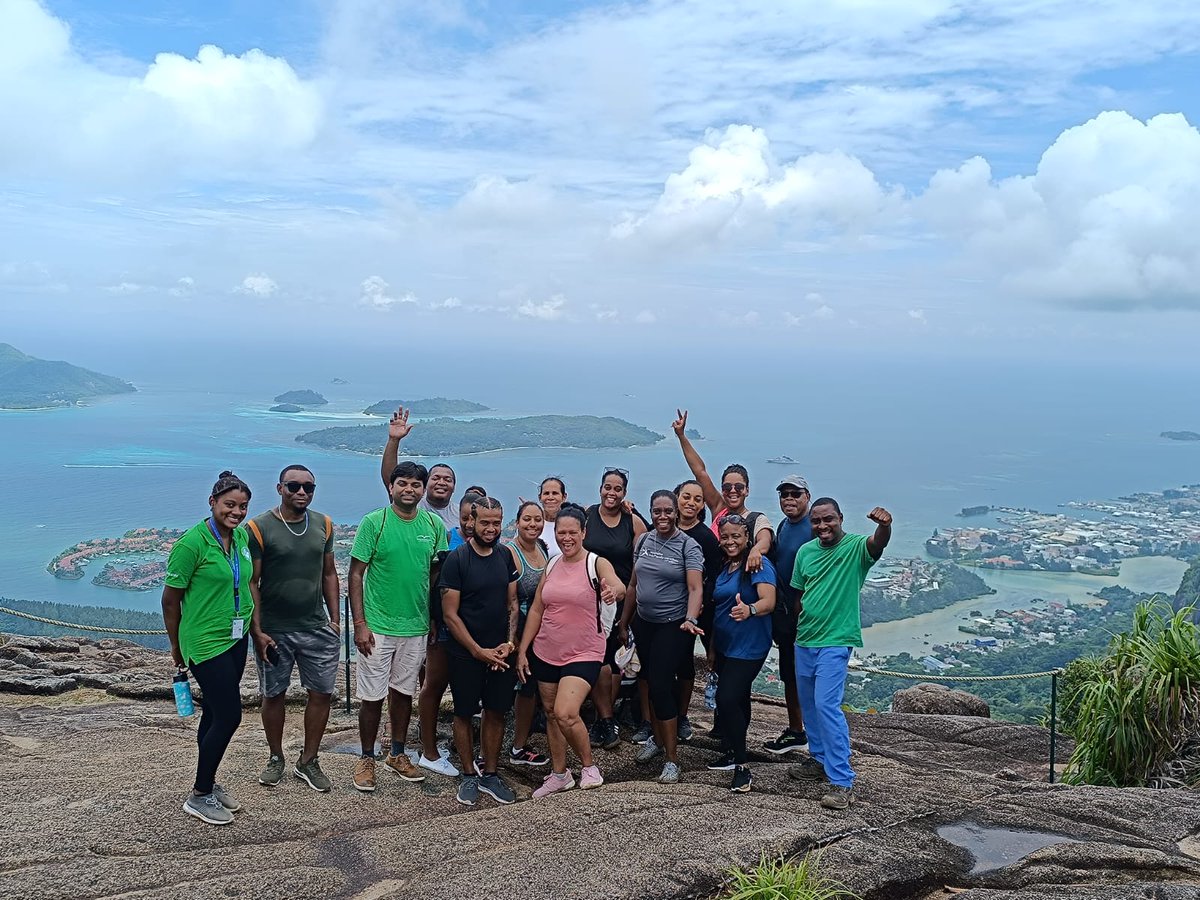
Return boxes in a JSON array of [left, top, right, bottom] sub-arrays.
[[248, 465, 340, 793], [788, 497, 892, 811]]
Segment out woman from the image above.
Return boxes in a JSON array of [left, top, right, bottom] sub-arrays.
[[583, 468, 646, 749], [538, 476, 567, 556], [162, 471, 255, 826], [617, 490, 704, 784], [707, 515, 777, 793], [518, 504, 624, 796], [506, 501, 550, 767]]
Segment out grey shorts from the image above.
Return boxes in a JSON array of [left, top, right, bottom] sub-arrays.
[[256, 626, 341, 697]]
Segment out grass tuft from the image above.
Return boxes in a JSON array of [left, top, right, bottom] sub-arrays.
[[722, 851, 860, 900]]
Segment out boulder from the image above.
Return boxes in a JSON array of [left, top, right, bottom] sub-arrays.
[[105, 679, 175, 701], [0, 647, 47, 668], [0, 673, 77, 695], [893, 681, 991, 717], [0, 635, 83, 653]]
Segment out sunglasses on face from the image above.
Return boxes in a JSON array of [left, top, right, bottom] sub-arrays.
[[779, 489, 807, 499], [283, 481, 316, 494], [721, 483, 747, 493]]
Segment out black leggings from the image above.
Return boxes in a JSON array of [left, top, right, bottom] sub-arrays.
[[189, 637, 247, 795], [716, 655, 766, 764], [635, 615, 691, 722]]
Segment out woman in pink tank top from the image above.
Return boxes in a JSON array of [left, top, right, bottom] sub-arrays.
[[518, 504, 625, 797]]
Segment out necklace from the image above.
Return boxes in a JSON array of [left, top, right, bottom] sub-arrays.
[[274, 507, 309, 537]]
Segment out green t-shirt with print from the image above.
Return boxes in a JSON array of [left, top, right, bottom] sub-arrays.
[[791, 532, 876, 649], [165, 520, 255, 666], [350, 506, 448, 637]]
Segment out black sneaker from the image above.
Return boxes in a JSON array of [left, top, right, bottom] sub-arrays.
[[509, 745, 550, 767], [601, 718, 621, 750], [588, 720, 603, 747], [763, 728, 809, 755], [730, 765, 753, 793], [707, 751, 736, 771], [678, 716, 694, 742], [631, 720, 653, 744]]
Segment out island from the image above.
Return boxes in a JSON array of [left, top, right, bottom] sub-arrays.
[[48, 528, 184, 581], [766, 455, 798, 465], [363, 398, 491, 416], [685, 428, 704, 440], [1162, 431, 1200, 441], [331, 377, 350, 385], [273, 389, 328, 405], [0, 343, 136, 409], [296, 415, 664, 456], [957, 505, 990, 517], [269, 403, 303, 413], [859, 559, 994, 627]]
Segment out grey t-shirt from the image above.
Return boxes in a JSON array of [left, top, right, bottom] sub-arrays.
[[420, 496, 458, 533], [632, 530, 705, 623]]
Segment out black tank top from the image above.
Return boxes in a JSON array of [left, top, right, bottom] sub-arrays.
[[583, 505, 635, 587]]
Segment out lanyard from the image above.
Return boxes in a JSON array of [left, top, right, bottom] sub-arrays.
[[208, 518, 242, 616]]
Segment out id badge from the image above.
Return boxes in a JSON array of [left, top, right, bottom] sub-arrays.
[[231, 618, 245, 640]]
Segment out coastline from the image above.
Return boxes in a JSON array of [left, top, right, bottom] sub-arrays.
[[298, 441, 659, 458]]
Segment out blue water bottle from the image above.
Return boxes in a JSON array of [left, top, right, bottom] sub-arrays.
[[173, 669, 195, 716]]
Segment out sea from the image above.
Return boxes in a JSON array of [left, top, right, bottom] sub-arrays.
[[0, 344, 1195, 660]]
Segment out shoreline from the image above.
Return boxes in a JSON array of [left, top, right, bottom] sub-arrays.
[[297, 441, 661, 458]]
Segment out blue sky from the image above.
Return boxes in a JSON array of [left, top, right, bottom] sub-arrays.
[[3, 0, 1200, 362]]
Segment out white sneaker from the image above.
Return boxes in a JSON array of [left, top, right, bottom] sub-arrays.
[[417, 752, 460, 777]]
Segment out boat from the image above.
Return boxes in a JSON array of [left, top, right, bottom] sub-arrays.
[[767, 455, 798, 465]]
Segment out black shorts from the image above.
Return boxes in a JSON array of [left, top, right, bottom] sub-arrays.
[[772, 602, 798, 686], [634, 620, 696, 682], [447, 651, 517, 718], [530, 651, 602, 687]]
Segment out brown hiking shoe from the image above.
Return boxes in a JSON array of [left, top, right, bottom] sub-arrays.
[[821, 784, 855, 810], [787, 757, 826, 783], [353, 756, 377, 792], [384, 752, 426, 783]]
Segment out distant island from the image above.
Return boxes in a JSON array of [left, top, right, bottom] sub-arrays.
[[957, 505, 990, 517], [1162, 431, 1200, 442], [273, 389, 327, 405], [0, 343, 136, 409], [766, 455, 798, 465], [297, 415, 664, 456], [685, 428, 703, 440], [269, 403, 303, 413], [331, 377, 349, 385], [363, 398, 491, 416]]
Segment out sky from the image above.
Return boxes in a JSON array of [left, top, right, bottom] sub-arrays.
[[2, 0, 1200, 366]]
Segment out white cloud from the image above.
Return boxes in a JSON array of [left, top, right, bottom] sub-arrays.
[[908, 308, 927, 323], [516, 294, 567, 320], [235, 274, 278, 297], [359, 275, 415, 309], [454, 175, 559, 227], [593, 307, 619, 322], [634, 310, 657, 325], [168, 276, 195, 298], [920, 111, 1200, 310], [104, 282, 143, 295], [431, 296, 462, 310]]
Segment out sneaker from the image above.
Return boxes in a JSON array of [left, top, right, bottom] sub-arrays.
[[588, 719, 604, 747], [707, 751, 737, 771], [821, 784, 855, 810], [658, 761, 681, 784], [258, 754, 286, 787], [456, 775, 480, 806], [183, 792, 234, 825], [417, 752, 460, 777], [678, 716, 694, 742], [353, 756, 377, 792], [478, 772, 516, 804], [532, 770, 576, 798], [294, 757, 332, 792], [509, 746, 550, 767], [384, 752, 426, 783], [787, 757, 827, 783], [764, 728, 809, 755], [600, 718, 621, 750], [730, 765, 753, 793], [579, 765, 604, 789], [631, 721, 653, 744], [635, 736, 663, 764]]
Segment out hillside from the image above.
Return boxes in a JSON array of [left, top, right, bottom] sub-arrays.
[[363, 398, 491, 416], [0, 343, 136, 409]]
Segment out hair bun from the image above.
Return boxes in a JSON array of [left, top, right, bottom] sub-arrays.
[[219, 470, 236, 479]]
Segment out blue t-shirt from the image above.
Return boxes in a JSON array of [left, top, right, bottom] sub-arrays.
[[773, 516, 812, 614], [713, 558, 776, 660], [447, 527, 466, 550]]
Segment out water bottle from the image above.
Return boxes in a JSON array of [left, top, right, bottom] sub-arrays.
[[173, 670, 195, 716], [704, 671, 719, 710]]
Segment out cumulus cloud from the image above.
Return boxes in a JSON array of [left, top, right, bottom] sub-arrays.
[[431, 296, 462, 310], [454, 175, 558, 227], [359, 275, 415, 309], [516, 294, 567, 320], [613, 125, 893, 246], [235, 274, 278, 297], [168, 276, 195, 298], [920, 111, 1200, 310]]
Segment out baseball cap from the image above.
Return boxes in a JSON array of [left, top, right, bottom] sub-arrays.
[[776, 474, 809, 492]]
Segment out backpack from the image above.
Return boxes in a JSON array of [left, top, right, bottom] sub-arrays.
[[246, 513, 332, 552], [544, 551, 614, 636]]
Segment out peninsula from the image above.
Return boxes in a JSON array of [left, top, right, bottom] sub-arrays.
[[0, 343, 136, 409], [274, 389, 327, 405], [1162, 430, 1200, 441], [363, 398, 490, 416], [296, 415, 664, 456]]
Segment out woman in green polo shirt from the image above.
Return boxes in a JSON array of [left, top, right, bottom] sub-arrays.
[[162, 471, 255, 826]]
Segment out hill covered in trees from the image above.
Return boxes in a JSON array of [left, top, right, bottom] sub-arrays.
[[0, 344, 136, 409]]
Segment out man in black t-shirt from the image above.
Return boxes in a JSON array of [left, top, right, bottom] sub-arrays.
[[440, 498, 520, 807]]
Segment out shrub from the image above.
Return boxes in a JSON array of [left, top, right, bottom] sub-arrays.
[[723, 851, 860, 900]]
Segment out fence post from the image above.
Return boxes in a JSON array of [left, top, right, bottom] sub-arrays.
[[343, 592, 352, 714], [1049, 670, 1058, 784]]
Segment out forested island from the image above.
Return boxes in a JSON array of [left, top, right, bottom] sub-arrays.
[[269, 403, 303, 413], [273, 389, 327, 405], [1162, 431, 1200, 441], [0, 343, 136, 409], [363, 398, 491, 416], [297, 415, 664, 455]]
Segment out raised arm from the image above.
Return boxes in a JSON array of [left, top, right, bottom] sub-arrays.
[[672, 409, 721, 514], [866, 507, 893, 560], [379, 406, 413, 490]]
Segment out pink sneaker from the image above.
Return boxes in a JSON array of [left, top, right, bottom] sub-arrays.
[[579, 765, 604, 789], [532, 770, 576, 798]]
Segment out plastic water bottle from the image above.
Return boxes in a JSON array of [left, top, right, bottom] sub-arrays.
[[704, 671, 719, 710], [173, 670, 195, 716]]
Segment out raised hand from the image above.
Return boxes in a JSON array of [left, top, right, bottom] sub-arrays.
[[599, 577, 617, 605], [730, 592, 751, 622], [868, 507, 893, 527], [388, 406, 413, 441], [671, 408, 688, 437]]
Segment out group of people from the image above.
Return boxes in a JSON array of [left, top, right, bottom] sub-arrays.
[[162, 408, 891, 826]]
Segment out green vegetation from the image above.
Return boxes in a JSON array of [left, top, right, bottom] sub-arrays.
[[859, 564, 993, 627], [1064, 598, 1200, 788], [273, 389, 327, 405], [1161, 431, 1200, 441], [0, 598, 168, 651], [270, 403, 303, 412], [363, 398, 491, 416], [0, 343, 136, 409], [722, 852, 859, 900], [1174, 557, 1200, 623], [297, 415, 664, 455]]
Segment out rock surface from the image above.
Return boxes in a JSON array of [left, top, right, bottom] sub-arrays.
[[2, 633, 1199, 900], [892, 681, 992, 717]]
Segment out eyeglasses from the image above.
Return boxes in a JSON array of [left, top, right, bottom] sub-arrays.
[[721, 483, 747, 493], [779, 489, 807, 499], [283, 481, 316, 494], [603, 467, 629, 477]]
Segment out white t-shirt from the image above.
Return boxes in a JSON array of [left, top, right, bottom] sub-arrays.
[[540, 519, 561, 557]]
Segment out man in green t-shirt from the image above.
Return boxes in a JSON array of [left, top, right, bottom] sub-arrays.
[[787, 497, 892, 810], [348, 460, 448, 793], [247, 465, 340, 793]]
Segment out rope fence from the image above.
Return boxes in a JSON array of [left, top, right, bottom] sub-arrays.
[[0, 605, 168, 636]]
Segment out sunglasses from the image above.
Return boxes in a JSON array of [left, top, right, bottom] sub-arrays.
[[603, 467, 629, 477], [283, 481, 316, 494], [721, 482, 747, 493], [779, 489, 807, 499], [722, 514, 748, 525]]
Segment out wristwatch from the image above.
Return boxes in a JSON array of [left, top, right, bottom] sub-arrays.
[[748, 603, 758, 617], [685, 616, 700, 627]]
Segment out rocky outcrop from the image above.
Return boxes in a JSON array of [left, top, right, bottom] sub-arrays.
[[892, 681, 991, 717]]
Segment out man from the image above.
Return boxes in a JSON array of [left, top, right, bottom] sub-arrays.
[[787, 498, 892, 810], [762, 474, 811, 755], [380, 406, 458, 531], [440, 496, 521, 806], [349, 461, 448, 792], [538, 476, 566, 556], [248, 465, 341, 792]]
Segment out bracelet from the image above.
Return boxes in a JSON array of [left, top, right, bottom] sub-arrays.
[[353, 619, 367, 626]]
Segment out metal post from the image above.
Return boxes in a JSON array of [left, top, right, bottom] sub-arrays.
[[1049, 671, 1058, 784], [343, 592, 352, 714]]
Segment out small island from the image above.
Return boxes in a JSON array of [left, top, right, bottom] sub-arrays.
[[685, 428, 704, 440], [297, 415, 664, 456], [270, 403, 303, 413], [48, 528, 184, 581], [0, 343, 136, 409], [331, 377, 350, 385], [273, 389, 328, 405], [957, 505, 990, 517], [1162, 431, 1200, 442], [363, 398, 491, 416]]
